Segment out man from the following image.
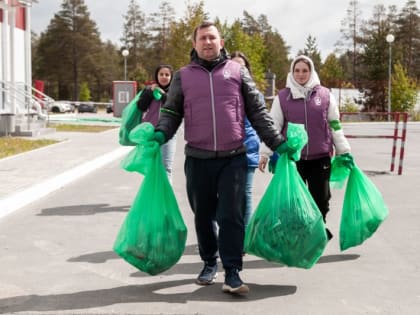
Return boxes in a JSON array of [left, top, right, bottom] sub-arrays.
[[153, 21, 294, 295]]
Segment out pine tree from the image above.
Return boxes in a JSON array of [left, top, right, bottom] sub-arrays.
[[336, 0, 363, 85], [34, 0, 103, 100], [90, 41, 121, 101], [239, 11, 289, 89], [166, 1, 209, 70], [396, 0, 420, 81], [223, 20, 266, 90], [297, 35, 322, 72], [148, 1, 176, 67], [121, 0, 150, 80], [320, 54, 345, 88], [360, 4, 396, 112]]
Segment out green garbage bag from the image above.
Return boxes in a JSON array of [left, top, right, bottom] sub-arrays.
[[339, 164, 389, 251], [114, 123, 187, 275], [245, 123, 328, 269], [120, 122, 158, 175], [119, 91, 143, 146], [330, 155, 351, 189]]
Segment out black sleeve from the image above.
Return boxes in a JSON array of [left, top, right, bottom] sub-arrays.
[[155, 71, 184, 142], [137, 87, 153, 111], [160, 93, 167, 104], [240, 67, 284, 151]]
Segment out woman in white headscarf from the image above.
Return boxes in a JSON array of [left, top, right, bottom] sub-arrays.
[[258, 55, 353, 240]]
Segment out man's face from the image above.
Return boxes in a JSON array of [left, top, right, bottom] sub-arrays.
[[193, 25, 224, 61]]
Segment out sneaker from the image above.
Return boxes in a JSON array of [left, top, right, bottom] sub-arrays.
[[196, 263, 218, 285], [222, 268, 249, 295]]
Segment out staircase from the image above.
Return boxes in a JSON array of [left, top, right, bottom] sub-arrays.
[[0, 81, 55, 137]]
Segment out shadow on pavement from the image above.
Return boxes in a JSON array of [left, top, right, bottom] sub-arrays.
[[68, 250, 119, 264], [66, 243, 360, 278], [0, 279, 297, 313], [130, 260, 282, 278], [36, 203, 130, 216], [318, 254, 360, 263], [66, 244, 201, 264]]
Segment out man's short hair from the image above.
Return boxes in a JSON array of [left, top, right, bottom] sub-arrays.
[[193, 21, 220, 41]]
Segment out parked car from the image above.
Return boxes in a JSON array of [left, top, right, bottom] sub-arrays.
[[106, 103, 113, 113], [78, 102, 97, 113], [48, 101, 74, 113]]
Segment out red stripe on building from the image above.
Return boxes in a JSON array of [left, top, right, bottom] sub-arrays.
[[0, 6, 26, 30], [15, 7, 26, 30]]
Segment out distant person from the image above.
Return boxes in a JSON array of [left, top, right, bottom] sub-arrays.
[[230, 51, 261, 227], [259, 55, 354, 239], [152, 21, 293, 295], [136, 64, 176, 182]]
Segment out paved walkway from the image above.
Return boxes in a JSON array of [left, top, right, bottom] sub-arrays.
[[0, 116, 130, 219], [0, 120, 419, 314]]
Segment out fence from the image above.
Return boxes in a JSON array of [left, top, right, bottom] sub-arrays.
[[340, 112, 408, 175]]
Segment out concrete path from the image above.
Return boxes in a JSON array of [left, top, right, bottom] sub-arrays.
[[0, 120, 419, 314]]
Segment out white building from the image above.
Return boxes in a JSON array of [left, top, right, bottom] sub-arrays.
[[0, 0, 49, 136], [330, 88, 366, 111]]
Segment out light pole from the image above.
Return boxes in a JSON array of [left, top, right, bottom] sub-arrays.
[[122, 49, 129, 81], [386, 34, 394, 121]]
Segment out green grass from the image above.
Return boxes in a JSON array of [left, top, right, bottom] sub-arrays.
[[0, 137, 59, 159], [49, 123, 117, 133], [0, 124, 118, 159]]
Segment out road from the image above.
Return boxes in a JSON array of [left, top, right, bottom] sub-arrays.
[[0, 122, 419, 314]]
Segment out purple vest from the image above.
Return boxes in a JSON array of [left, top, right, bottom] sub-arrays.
[[278, 86, 332, 160], [180, 60, 245, 151], [141, 99, 161, 127]]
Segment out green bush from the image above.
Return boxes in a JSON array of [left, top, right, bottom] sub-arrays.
[[79, 82, 91, 101], [409, 110, 420, 121], [341, 96, 359, 113]]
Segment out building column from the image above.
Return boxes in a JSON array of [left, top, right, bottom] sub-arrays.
[[1, 0, 9, 111], [24, 4, 32, 114], [9, 2, 16, 114]]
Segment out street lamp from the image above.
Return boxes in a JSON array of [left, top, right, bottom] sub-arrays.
[[386, 34, 395, 121], [122, 49, 129, 81]]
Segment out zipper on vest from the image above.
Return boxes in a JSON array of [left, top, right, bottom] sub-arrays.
[[209, 72, 217, 151], [303, 97, 309, 158]]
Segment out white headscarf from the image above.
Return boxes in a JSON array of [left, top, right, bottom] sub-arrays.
[[286, 55, 321, 99]]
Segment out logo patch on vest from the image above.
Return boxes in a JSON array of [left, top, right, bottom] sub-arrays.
[[314, 96, 322, 106], [223, 69, 231, 80]]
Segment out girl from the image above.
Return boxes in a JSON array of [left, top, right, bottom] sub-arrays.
[[137, 65, 176, 182]]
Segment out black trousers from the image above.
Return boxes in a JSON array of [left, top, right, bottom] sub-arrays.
[[185, 154, 247, 270], [296, 156, 332, 221]]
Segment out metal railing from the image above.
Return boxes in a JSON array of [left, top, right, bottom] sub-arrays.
[[0, 80, 55, 131], [340, 112, 408, 175], [1, 80, 54, 109]]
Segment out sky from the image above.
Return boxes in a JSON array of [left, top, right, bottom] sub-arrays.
[[30, 0, 400, 59]]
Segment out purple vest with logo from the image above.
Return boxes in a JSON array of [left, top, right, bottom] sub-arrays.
[[180, 60, 245, 151], [142, 99, 161, 127], [278, 86, 332, 160]]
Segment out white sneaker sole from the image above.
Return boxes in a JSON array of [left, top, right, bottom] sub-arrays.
[[196, 272, 218, 285], [222, 283, 250, 295]]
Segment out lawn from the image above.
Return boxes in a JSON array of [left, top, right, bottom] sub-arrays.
[[51, 123, 117, 133], [0, 137, 59, 159], [0, 124, 118, 159]]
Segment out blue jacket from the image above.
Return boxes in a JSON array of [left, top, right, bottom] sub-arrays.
[[244, 117, 260, 168], [243, 90, 263, 168]]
